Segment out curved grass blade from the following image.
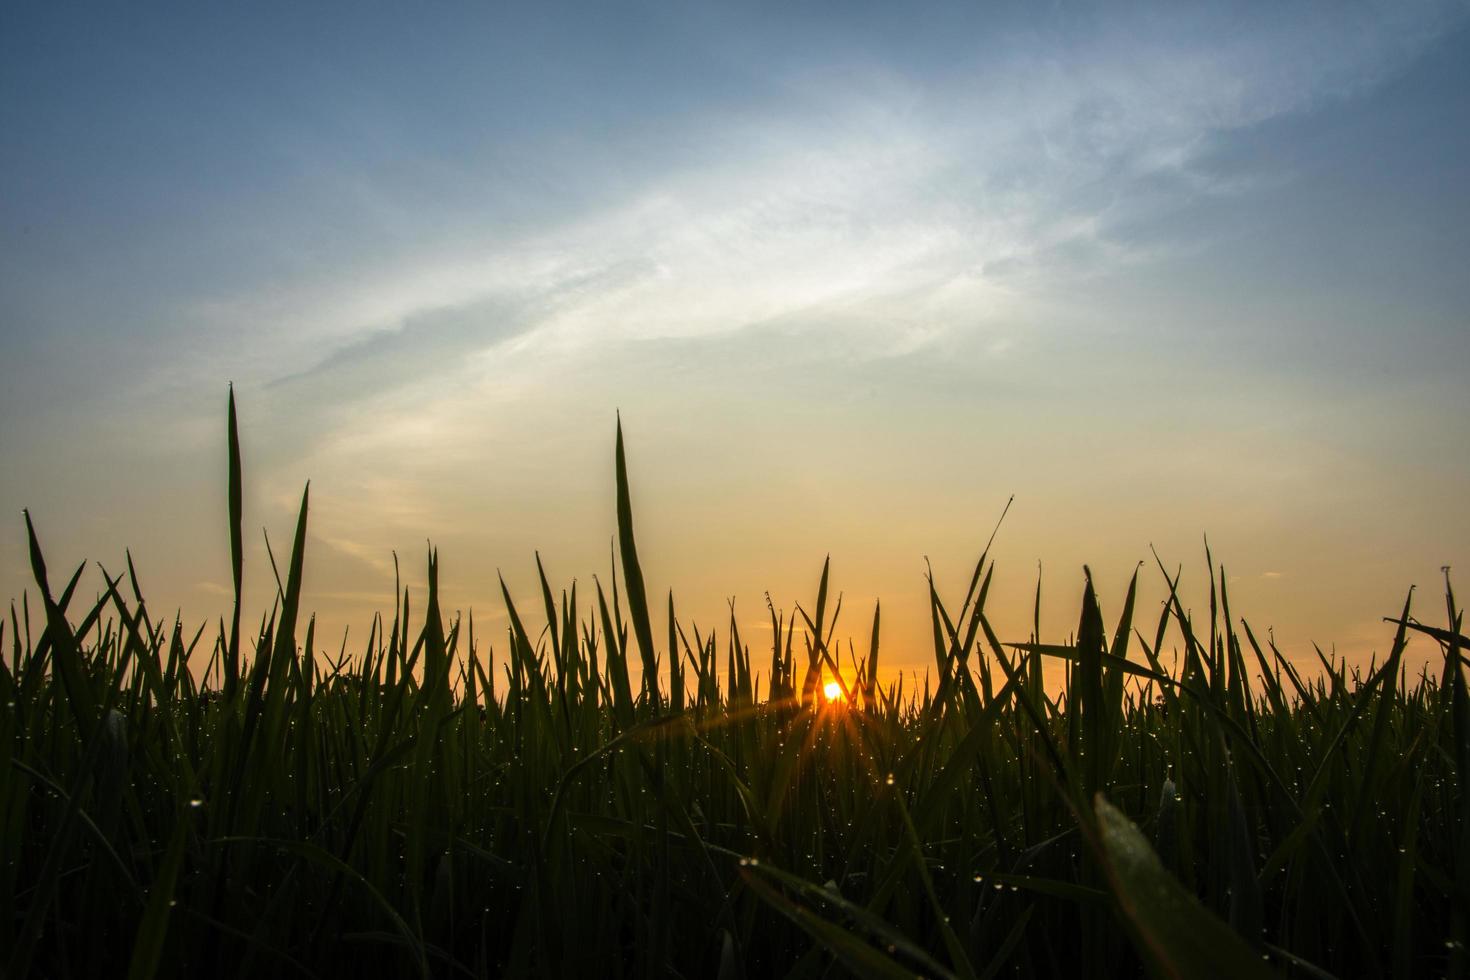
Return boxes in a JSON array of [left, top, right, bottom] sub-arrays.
[[127, 812, 189, 980], [1094, 794, 1277, 980], [614, 415, 659, 710]]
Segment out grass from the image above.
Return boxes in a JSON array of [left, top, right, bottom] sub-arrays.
[[2, 388, 1466, 978]]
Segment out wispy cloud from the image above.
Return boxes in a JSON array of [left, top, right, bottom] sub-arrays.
[[182, 3, 1460, 577], [206, 3, 1464, 408]]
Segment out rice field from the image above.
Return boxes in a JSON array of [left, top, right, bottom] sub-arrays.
[[2, 391, 1466, 978]]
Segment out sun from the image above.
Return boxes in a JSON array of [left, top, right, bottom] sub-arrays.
[[823, 681, 844, 703]]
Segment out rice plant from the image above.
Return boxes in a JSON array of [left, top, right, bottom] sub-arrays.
[[2, 390, 1465, 978]]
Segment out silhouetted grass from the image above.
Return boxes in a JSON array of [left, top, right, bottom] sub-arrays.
[[2, 389, 1465, 978]]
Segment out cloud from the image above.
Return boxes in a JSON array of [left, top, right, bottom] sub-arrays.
[[267, 294, 539, 396], [167, 0, 1465, 481]]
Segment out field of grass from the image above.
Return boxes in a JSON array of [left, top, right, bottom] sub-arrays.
[[3, 391, 1467, 979]]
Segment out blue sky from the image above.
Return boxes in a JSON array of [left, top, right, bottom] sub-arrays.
[[3, 1, 1467, 675]]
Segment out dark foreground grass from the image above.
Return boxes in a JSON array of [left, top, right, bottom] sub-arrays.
[[2, 392, 1467, 979]]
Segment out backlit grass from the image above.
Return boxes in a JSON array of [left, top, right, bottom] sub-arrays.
[[2, 390, 1465, 978]]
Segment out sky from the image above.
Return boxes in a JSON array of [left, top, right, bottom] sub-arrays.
[[3, 0, 1468, 685]]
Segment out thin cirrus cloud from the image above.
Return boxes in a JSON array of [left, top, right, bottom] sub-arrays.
[[241, 0, 1462, 423], [237, 0, 1463, 583]]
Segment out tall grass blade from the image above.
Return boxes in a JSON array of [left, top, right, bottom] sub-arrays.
[[1093, 795, 1276, 979], [614, 415, 659, 710]]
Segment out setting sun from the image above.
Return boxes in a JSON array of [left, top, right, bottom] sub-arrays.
[[823, 681, 844, 702]]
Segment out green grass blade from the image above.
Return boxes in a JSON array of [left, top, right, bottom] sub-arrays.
[[226, 384, 244, 698], [127, 812, 189, 980], [614, 415, 659, 710], [1093, 794, 1276, 980]]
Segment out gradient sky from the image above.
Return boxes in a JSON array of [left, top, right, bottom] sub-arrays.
[[3, 1, 1468, 683]]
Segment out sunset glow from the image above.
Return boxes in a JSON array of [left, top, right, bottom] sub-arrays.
[[3, 5, 1467, 976], [1, 4, 1465, 679]]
